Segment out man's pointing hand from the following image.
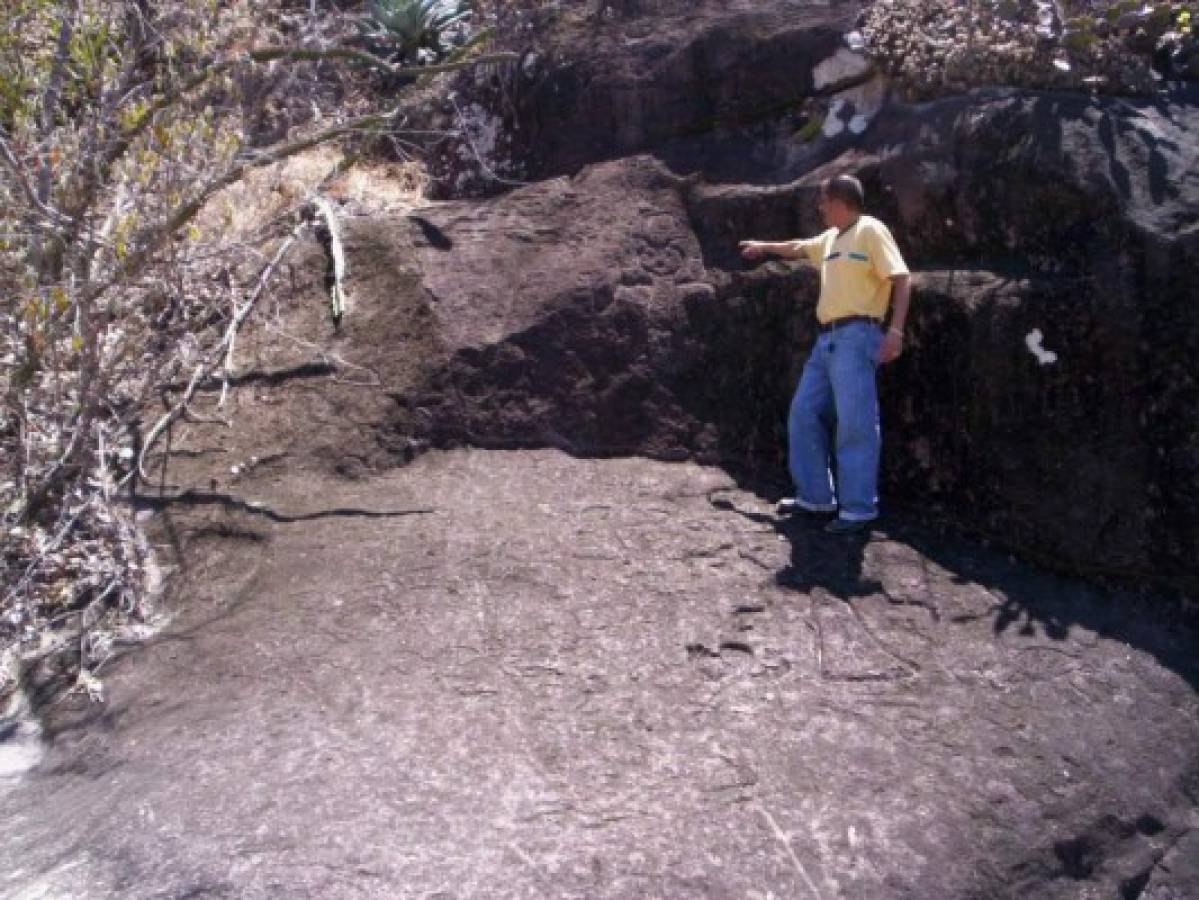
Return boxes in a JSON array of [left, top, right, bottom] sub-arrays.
[[739, 240, 767, 261]]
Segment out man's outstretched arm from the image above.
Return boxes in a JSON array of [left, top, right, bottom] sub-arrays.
[[739, 239, 812, 262]]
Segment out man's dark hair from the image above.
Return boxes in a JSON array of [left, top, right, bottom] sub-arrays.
[[821, 175, 865, 211]]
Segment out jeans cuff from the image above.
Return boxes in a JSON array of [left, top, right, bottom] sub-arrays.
[[838, 511, 879, 523], [796, 497, 839, 513]]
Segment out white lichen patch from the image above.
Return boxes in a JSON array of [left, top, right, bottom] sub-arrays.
[[451, 99, 519, 194], [813, 48, 874, 90], [823, 73, 888, 138], [1025, 328, 1059, 365], [459, 102, 502, 162], [823, 99, 847, 137], [0, 691, 43, 783]]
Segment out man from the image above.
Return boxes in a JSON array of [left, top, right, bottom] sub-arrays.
[[739, 174, 911, 534]]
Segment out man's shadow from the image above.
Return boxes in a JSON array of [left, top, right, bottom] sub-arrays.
[[710, 494, 881, 601], [710, 487, 1199, 693]]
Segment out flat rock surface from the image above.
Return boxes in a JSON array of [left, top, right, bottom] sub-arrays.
[[2, 449, 1196, 898]]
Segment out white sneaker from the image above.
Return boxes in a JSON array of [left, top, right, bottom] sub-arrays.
[[776, 497, 837, 515]]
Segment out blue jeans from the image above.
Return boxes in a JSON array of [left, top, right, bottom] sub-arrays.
[[787, 320, 883, 522]]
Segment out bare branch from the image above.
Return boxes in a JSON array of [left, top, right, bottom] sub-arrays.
[[311, 195, 347, 323], [60, 44, 516, 253], [95, 101, 406, 302], [114, 46, 518, 160], [0, 133, 73, 228], [138, 217, 307, 481], [38, 2, 79, 201]]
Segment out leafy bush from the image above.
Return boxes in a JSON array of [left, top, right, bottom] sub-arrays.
[[0, 0, 510, 705]]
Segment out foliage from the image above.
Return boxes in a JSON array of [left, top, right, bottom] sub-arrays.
[[0, 0, 511, 701], [363, 0, 473, 58], [793, 114, 825, 143]]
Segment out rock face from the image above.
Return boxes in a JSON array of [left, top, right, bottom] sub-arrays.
[[397, 69, 1199, 589], [428, 2, 868, 194], [4, 450, 1196, 899], [854, 90, 1199, 585], [689, 87, 1199, 585], [403, 158, 720, 460], [4, 8, 1196, 898]]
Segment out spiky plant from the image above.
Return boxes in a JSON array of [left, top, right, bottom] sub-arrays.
[[365, 0, 473, 57]]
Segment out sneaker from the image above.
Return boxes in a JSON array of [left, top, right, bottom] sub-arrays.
[[824, 517, 872, 534], [777, 497, 837, 516]]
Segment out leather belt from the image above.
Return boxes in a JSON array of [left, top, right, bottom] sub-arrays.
[[817, 315, 882, 333]]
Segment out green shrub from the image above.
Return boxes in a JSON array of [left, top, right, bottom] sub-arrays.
[[364, 0, 472, 58]]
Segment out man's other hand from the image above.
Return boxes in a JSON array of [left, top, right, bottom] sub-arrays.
[[739, 240, 767, 261], [877, 330, 904, 365]]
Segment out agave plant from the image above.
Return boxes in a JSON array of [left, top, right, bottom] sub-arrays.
[[365, 0, 473, 57]]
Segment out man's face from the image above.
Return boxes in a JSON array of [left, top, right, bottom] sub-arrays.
[[818, 192, 849, 229]]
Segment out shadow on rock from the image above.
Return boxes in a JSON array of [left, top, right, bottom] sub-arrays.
[[711, 491, 1199, 694], [886, 512, 1199, 694]]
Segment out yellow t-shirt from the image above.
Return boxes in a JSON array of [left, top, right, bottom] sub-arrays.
[[791, 215, 909, 324]]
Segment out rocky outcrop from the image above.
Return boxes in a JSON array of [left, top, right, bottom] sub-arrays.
[[400, 158, 718, 459], [6, 449, 1197, 898], [167, 6, 1197, 589], [393, 72, 1199, 590], [426, 3, 869, 194], [689, 88, 1199, 584], [5, 5, 1195, 898]]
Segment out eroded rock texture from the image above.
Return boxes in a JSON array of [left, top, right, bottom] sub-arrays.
[[402, 9, 1199, 589], [3, 5, 1196, 900], [3, 452, 1195, 899]]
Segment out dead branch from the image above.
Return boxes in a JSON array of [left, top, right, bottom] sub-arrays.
[[0, 135, 74, 229], [3, 506, 86, 606], [260, 321, 382, 386], [94, 102, 406, 304], [110, 47, 518, 174], [138, 217, 308, 481], [55, 45, 517, 271], [218, 202, 315, 406], [312, 194, 348, 323]]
